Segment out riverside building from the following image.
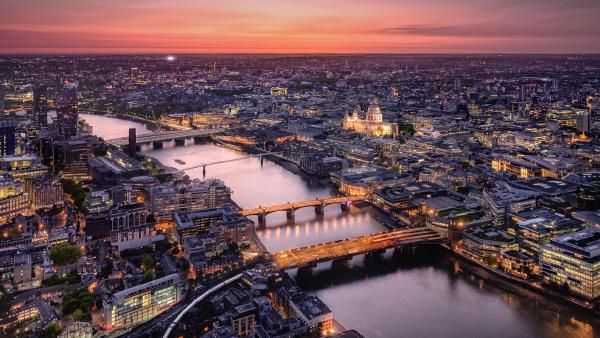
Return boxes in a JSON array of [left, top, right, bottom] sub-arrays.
[[540, 228, 600, 299]]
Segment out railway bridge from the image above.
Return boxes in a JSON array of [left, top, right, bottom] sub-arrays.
[[271, 227, 446, 270], [106, 128, 223, 147]]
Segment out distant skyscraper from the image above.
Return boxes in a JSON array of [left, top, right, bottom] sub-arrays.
[[576, 110, 591, 134], [0, 86, 5, 113], [552, 78, 559, 93], [32, 83, 48, 132], [0, 120, 17, 156], [128, 128, 136, 158], [454, 78, 462, 91], [55, 82, 79, 140]]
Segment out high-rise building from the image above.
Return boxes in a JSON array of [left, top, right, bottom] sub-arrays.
[[32, 83, 48, 132], [55, 83, 78, 140], [128, 128, 136, 158], [36, 131, 55, 174], [575, 110, 591, 134], [0, 120, 17, 156], [454, 78, 462, 91], [0, 86, 5, 113]]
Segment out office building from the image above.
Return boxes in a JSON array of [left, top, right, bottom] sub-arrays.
[[32, 83, 48, 131], [55, 83, 79, 140], [510, 208, 582, 258], [88, 149, 146, 186], [100, 273, 184, 330], [0, 175, 31, 224], [173, 206, 240, 241], [575, 110, 591, 134], [145, 179, 231, 221], [540, 228, 600, 299], [128, 128, 136, 158], [0, 120, 16, 156], [461, 225, 518, 262], [57, 140, 92, 181]]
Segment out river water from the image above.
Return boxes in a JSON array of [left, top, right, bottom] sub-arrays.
[[81, 113, 599, 338]]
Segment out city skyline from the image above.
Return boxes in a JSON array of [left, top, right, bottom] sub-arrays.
[[2, 0, 600, 54]]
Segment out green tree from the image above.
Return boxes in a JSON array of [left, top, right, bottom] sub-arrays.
[[60, 179, 89, 211], [141, 255, 155, 272], [42, 322, 62, 338], [49, 243, 81, 266], [142, 269, 156, 283]]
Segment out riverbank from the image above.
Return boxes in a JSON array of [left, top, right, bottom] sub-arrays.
[[444, 244, 599, 318]]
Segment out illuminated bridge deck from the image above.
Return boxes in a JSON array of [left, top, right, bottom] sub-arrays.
[[272, 227, 446, 270], [241, 195, 367, 217]]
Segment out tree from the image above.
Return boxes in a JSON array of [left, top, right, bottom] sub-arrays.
[[100, 258, 113, 278], [141, 255, 155, 272], [49, 243, 81, 266], [60, 179, 89, 212], [142, 269, 155, 283], [42, 322, 62, 338], [72, 308, 85, 321]]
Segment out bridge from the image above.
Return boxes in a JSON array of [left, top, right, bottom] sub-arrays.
[[106, 128, 223, 146], [272, 227, 445, 270], [167, 152, 280, 176], [241, 195, 367, 224]]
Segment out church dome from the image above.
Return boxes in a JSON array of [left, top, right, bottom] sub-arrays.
[[366, 103, 382, 122]]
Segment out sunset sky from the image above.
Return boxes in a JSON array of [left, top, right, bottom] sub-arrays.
[[1, 0, 599, 54]]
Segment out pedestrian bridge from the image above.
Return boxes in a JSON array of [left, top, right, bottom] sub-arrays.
[[241, 195, 367, 224], [106, 128, 223, 146], [271, 227, 445, 270]]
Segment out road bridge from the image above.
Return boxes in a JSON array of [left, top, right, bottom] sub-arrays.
[[272, 227, 445, 270], [106, 128, 223, 146], [241, 195, 367, 225]]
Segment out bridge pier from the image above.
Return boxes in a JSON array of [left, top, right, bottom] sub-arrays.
[[202, 166, 206, 177], [152, 141, 163, 149], [261, 156, 264, 167], [314, 203, 324, 216], [257, 213, 266, 226], [174, 138, 186, 146], [286, 209, 295, 221], [341, 202, 350, 212]]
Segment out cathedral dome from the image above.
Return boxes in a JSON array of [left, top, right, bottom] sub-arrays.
[[366, 103, 382, 122]]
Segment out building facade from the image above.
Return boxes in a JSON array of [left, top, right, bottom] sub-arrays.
[[342, 103, 398, 138]]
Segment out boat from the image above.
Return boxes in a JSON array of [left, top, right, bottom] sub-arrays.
[[174, 158, 186, 165]]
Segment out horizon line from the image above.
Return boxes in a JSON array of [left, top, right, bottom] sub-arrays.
[[2, 52, 600, 57]]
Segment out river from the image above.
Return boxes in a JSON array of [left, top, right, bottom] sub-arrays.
[[80, 113, 599, 338]]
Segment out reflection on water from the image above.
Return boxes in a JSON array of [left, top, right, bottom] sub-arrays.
[[83, 113, 599, 338], [79, 113, 152, 139], [293, 247, 598, 338]]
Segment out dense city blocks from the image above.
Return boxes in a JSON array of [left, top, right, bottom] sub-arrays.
[[0, 53, 599, 338]]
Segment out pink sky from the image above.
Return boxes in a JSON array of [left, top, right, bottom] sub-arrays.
[[1, 0, 599, 54]]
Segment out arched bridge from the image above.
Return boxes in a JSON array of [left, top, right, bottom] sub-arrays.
[[241, 195, 367, 224], [272, 227, 446, 270]]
